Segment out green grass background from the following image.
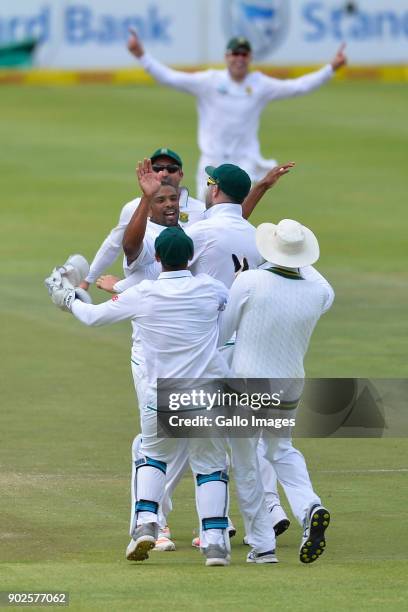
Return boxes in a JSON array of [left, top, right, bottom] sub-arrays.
[[1, 82, 407, 610]]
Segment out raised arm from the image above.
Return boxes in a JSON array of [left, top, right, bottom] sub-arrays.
[[122, 159, 161, 266], [242, 162, 295, 220], [128, 28, 210, 95], [261, 44, 347, 102]]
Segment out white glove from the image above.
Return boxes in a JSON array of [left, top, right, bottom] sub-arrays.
[[48, 285, 92, 312], [58, 254, 90, 287], [45, 261, 93, 313], [50, 286, 76, 312]]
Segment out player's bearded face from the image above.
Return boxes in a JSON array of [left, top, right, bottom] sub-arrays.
[[150, 186, 180, 227]]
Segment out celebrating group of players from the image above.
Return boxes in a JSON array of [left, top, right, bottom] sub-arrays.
[[45, 33, 346, 566]]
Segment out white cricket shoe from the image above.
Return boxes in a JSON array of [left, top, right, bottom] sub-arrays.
[[299, 505, 330, 564], [203, 544, 230, 566], [126, 522, 157, 561], [246, 549, 279, 564], [153, 526, 176, 552]]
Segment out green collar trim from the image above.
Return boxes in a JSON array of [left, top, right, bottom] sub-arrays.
[[266, 266, 303, 280]]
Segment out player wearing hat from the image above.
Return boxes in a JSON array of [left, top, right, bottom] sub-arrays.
[[128, 30, 347, 199], [219, 219, 334, 564]]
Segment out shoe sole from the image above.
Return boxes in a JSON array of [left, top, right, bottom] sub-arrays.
[[274, 519, 290, 537], [126, 536, 156, 561], [247, 557, 279, 564], [299, 508, 330, 564], [205, 558, 230, 566]]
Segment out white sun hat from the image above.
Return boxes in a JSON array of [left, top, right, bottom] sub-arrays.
[[256, 219, 320, 268]]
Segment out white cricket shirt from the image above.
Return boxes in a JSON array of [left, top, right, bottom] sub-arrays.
[[186, 203, 263, 289], [72, 271, 230, 404], [219, 266, 334, 378], [139, 53, 333, 162]]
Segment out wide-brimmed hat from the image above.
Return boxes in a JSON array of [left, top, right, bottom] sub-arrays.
[[256, 219, 319, 268]]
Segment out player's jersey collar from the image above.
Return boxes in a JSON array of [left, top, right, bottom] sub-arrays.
[[205, 203, 243, 219], [158, 270, 192, 280]]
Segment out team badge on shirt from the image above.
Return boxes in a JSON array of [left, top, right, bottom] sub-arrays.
[[179, 212, 189, 223], [112, 295, 119, 301], [246, 86, 253, 95]]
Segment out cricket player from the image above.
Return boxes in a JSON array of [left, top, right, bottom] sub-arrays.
[[46, 226, 236, 567], [128, 30, 347, 198], [219, 218, 334, 563]]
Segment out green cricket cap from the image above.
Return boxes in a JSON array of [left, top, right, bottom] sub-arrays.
[[226, 37, 252, 53], [205, 163, 252, 202], [150, 147, 183, 167], [155, 227, 194, 266]]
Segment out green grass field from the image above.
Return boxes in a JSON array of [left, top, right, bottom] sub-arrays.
[[1, 81, 407, 610]]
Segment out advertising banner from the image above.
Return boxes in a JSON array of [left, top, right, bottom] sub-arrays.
[[0, 0, 407, 68]]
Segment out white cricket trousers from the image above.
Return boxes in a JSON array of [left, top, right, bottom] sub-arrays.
[[259, 433, 321, 526]]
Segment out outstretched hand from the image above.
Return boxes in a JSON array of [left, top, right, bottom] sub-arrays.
[[127, 27, 144, 58], [331, 43, 347, 71], [259, 162, 295, 189], [137, 158, 161, 198]]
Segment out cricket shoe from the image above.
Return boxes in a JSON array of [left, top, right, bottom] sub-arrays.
[[126, 522, 158, 561], [203, 544, 230, 567], [270, 504, 291, 537], [153, 526, 176, 552], [246, 549, 278, 564], [243, 505, 290, 545], [299, 505, 330, 564], [192, 524, 236, 549]]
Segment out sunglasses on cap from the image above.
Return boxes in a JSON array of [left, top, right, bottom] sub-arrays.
[[152, 164, 181, 174], [207, 177, 218, 186]]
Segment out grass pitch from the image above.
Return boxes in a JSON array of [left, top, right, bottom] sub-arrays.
[[1, 81, 407, 610]]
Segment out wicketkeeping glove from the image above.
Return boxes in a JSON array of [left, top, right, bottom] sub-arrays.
[[45, 254, 93, 313], [57, 254, 90, 288]]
